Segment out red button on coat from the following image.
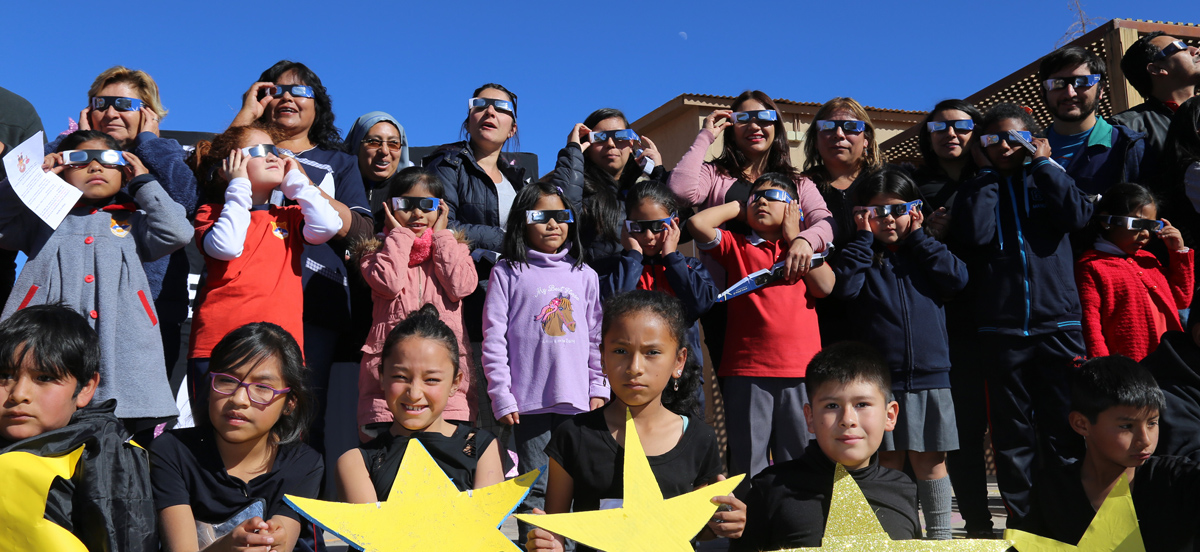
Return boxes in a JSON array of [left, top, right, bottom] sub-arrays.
[[84, 275, 94, 283], [89, 310, 98, 319], [84, 236, 94, 244]]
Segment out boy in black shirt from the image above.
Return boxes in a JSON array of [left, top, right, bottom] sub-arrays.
[[1020, 356, 1200, 551], [732, 342, 920, 551], [0, 304, 156, 551]]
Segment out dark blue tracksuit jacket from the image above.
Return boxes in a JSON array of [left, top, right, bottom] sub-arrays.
[[833, 228, 968, 391], [951, 158, 1094, 337]]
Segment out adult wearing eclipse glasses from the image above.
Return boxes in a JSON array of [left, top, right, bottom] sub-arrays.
[[800, 97, 886, 345], [1036, 46, 1146, 197], [1113, 32, 1200, 168], [231, 60, 372, 455], [548, 107, 666, 261], [910, 99, 983, 242], [424, 84, 578, 349]]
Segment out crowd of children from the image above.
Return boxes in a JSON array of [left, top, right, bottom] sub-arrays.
[[4, 53, 1200, 551]]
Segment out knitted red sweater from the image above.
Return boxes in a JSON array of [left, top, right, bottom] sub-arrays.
[[1075, 248, 1194, 360]]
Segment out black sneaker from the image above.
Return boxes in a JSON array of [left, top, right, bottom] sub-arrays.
[[966, 529, 997, 539]]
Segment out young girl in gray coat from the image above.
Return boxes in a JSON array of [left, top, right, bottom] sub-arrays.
[[0, 130, 192, 431]]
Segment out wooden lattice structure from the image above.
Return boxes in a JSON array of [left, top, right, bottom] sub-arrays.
[[882, 18, 1200, 164]]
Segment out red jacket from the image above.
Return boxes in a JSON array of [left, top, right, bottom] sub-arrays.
[[1075, 248, 1194, 360]]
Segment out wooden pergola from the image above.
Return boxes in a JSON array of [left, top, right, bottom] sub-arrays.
[[882, 18, 1200, 164]]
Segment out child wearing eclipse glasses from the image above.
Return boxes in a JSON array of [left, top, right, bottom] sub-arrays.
[[0, 129, 192, 432], [186, 123, 345, 418], [595, 181, 718, 404], [353, 167, 477, 439], [481, 182, 606, 545], [687, 173, 835, 478], [953, 102, 1095, 525], [1076, 182, 1193, 360], [832, 168, 969, 539]]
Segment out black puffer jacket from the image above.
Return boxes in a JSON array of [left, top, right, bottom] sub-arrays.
[[0, 399, 156, 551]]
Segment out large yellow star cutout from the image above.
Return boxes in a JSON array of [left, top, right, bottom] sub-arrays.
[[515, 409, 744, 552], [776, 463, 1014, 551], [1004, 472, 1144, 552], [0, 445, 87, 551], [284, 439, 540, 551]]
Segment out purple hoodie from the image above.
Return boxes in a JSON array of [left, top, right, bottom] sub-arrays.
[[482, 248, 606, 419]]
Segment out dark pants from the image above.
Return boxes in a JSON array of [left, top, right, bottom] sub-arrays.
[[302, 323, 340, 455], [513, 412, 574, 547], [945, 330, 993, 533], [722, 376, 810, 478], [980, 331, 1085, 527], [187, 357, 212, 423]]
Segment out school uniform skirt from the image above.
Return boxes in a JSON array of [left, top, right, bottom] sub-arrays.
[[882, 388, 959, 452]]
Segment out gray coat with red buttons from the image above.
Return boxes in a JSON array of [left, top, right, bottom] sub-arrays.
[[0, 174, 191, 420]]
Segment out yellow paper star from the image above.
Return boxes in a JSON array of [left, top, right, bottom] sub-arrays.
[[1004, 472, 1144, 552], [775, 463, 1014, 551], [284, 439, 539, 551], [0, 446, 87, 551], [515, 409, 744, 552]]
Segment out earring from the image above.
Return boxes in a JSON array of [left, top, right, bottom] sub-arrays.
[[673, 378, 680, 392]]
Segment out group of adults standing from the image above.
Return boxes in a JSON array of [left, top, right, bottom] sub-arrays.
[[0, 30, 1197, 531]]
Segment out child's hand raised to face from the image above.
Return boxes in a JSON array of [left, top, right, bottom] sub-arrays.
[[1161, 218, 1186, 251], [433, 200, 450, 233], [1031, 136, 1052, 159], [908, 204, 924, 234], [621, 225, 642, 254], [660, 219, 681, 256], [221, 149, 250, 182], [123, 152, 148, 178]]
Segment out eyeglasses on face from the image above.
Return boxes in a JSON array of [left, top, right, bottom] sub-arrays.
[[61, 149, 127, 168], [1043, 74, 1102, 91], [239, 144, 282, 158], [526, 209, 574, 224], [468, 97, 515, 116], [91, 96, 143, 112], [1096, 215, 1164, 233], [624, 216, 673, 234], [733, 110, 779, 124], [816, 120, 866, 134], [391, 197, 441, 213], [362, 137, 403, 151], [926, 120, 975, 133], [854, 199, 922, 219], [1152, 40, 1190, 61], [980, 131, 1033, 147], [262, 85, 315, 98], [589, 129, 639, 143], [208, 372, 290, 405]]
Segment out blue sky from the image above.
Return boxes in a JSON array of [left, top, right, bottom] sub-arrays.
[[0, 1, 1186, 170]]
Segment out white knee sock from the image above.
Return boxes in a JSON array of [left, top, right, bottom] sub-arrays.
[[917, 476, 953, 540]]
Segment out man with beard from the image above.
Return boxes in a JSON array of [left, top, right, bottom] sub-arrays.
[[1113, 32, 1200, 168], [1037, 46, 1146, 196]]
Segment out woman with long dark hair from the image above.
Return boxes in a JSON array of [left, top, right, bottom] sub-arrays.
[[230, 60, 373, 453], [547, 108, 666, 260]]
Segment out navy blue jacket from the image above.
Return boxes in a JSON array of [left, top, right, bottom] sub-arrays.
[[832, 228, 968, 391], [594, 250, 717, 324], [1053, 117, 1146, 195], [594, 250, 717, 369], [423, 142, 546, 255], [952, 158, 1093, 337]]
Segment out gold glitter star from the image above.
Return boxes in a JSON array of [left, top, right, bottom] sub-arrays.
[[515, 409, 744, 552], [0, 446, 87, 551], [1004, 472, 1144, 551], [284, 439, 539, 551], [775, 463, 1014, 551]]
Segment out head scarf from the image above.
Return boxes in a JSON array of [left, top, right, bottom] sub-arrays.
[[343, 111, 413, 173]]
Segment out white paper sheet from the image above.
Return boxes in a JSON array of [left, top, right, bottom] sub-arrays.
[[1, 132, 82, 229]]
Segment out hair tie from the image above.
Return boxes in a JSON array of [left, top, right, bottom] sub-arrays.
[[1020, 105, 1034, 115], [555, 186, 564, 196]]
